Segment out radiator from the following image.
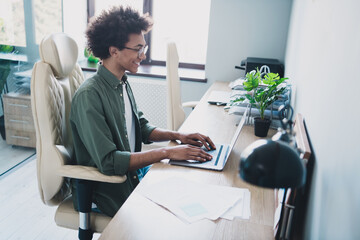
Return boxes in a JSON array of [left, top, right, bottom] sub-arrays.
[[128, 76, 167, 129]]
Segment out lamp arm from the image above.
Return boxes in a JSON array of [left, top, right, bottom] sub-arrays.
[[278, 104, 294, 131], [276, 105, 296, 147], [276, 188, 288, 240]]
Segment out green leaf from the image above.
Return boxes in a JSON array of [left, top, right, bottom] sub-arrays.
[[245, 94, 254, 103], [243, 70, 260, 91], [0, 45, 14, 53], [84, 48, 90, 58], [231, 96, 246, 103], [255, 91, 264, 102], [263, 72, 280, 85], [84, 48, 99, 63]]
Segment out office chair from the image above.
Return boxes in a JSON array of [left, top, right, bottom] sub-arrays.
[[166, 41, 198, 131], [31, 33, 126, 240]]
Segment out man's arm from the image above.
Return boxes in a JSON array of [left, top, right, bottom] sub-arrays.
[[128, 128, 217, 171], [148, 128, 216, 150], [128, 144, 213, 171]]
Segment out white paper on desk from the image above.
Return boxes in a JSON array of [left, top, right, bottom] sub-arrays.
[[140, 177, 248, 223], [243, 190, 251, 218], [221, 189, 251, 220]]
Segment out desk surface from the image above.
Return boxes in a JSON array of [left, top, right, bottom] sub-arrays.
[[100, 82, 275, 240]]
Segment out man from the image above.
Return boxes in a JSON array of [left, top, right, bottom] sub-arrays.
[[70, 6, 216, 217]]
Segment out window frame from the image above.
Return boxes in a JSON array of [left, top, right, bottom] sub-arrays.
[[87, 0, 205, 70]]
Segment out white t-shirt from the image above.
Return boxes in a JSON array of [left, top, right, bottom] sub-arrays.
[[123, 84, 136, 152]]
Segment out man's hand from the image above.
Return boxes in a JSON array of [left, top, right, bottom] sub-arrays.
[[177, 132, 216, 151], [166, 145, 213, 162]]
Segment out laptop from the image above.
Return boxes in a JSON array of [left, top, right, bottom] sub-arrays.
[[169, 108, 248, 171]]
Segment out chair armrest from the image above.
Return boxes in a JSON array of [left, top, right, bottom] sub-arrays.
[[57, 165, 127, 183], [182, 101, 198, 109]]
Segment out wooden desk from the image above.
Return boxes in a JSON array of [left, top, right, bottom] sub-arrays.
[[100, 82, 276, 240]]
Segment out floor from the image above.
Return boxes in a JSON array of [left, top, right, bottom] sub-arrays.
[[0, 157, 101, 240], [0, 141, 167, 239], [0, 136, 35, 176]]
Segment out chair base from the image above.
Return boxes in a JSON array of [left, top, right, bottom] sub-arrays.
[[79, 228, 93, 240], [55, 196, 112, 233]]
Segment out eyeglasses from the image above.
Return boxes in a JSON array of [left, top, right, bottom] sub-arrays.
[[123, 45, 148, 58]]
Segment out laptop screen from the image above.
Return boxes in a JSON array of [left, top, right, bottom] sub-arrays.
[[227, 107, 248, 154]]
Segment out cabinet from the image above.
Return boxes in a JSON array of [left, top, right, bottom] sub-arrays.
[[2, 92, 36, 148]]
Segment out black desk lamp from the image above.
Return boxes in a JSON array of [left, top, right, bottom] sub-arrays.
[[239, 105, 306, 239], [239, 139, 305, 188]]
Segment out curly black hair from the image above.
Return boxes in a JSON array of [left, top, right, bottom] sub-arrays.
[[86, 6, 152, 60]]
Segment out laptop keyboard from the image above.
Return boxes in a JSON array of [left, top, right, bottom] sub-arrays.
[[203, 144, 223, 166]]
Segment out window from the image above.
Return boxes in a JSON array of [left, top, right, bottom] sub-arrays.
[[89, 0, 211, 68], [0, 0, 26, 47], [63, 0, 87, 59], [33, 0, 62, 44], [0, 0, 62, 47], [94, 0, 143, 16], [150, 0, 210, 66]]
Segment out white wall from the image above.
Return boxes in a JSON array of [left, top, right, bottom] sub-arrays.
[[285, 0, 360, 239], [206, 0, 292, 81], [181, 0, 293, 104]]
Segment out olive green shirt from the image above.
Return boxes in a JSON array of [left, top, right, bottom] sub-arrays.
[[70, 64, 156, 217]]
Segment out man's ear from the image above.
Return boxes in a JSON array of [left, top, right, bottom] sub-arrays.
[[109, 46, 118, 56]]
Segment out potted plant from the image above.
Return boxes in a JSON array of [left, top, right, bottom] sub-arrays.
[[84, 48, 99, 63], [231, 68, 288, 137]]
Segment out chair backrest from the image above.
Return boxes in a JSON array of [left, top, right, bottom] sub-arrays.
[[31, 33, 85, 206], [166, 41, 186, 131]]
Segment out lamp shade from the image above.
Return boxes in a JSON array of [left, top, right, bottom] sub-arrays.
[[239, 139, 306, 188]]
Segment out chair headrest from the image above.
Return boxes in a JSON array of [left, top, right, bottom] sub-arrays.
[[39, 33, 78, 78]]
